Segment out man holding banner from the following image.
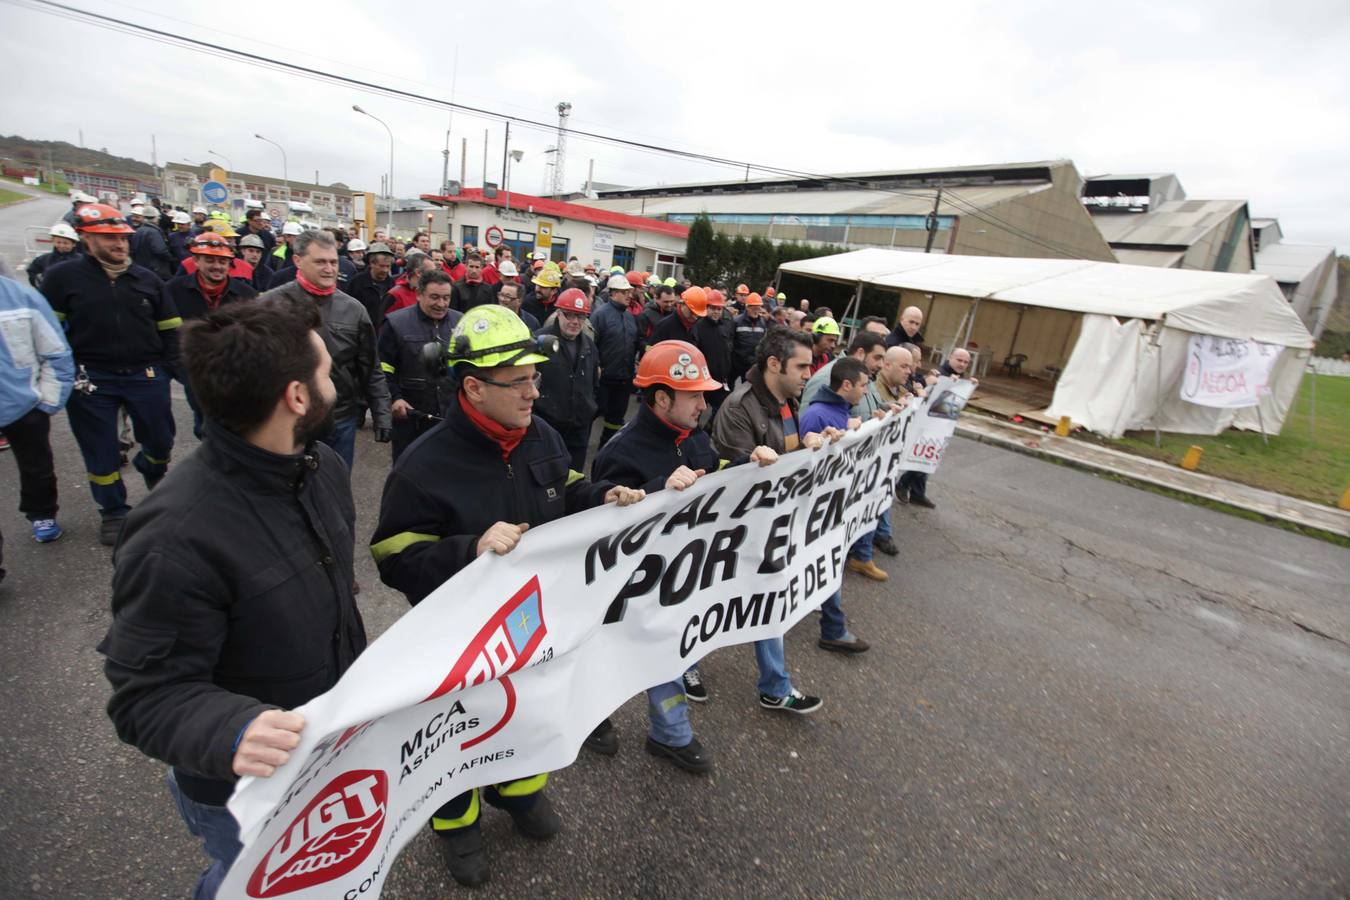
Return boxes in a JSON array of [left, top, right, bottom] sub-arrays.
[[369, 304, 645, 888]]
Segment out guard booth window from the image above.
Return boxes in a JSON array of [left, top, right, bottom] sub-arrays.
[[612, 246, 635, 271], [461, 225, 479, 248], [503, 229, 533, 264], [548, 238, 570, 264]]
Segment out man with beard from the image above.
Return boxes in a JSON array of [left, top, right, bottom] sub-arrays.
[[40, 204, 182, 546], [532, 288, 598, 470], [638, 284, 676, 349], [100, 295, 365, 900], [378, 270, 462, 461], [166, 232, 258, 439], [260, 230, 391, 469], [451, 252, 497, 312], [521, 259, 561, 324]]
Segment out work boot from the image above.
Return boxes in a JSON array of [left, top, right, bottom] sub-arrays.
[[99, 516, 126, 547], [645, 736, 713, 775], [433, 824, 489, 888], [503, 792, 561, 840], [583, 717, 619, 756], [910, 495, 937, 509], [846, 558, 889, 582], [819, 633, 871, 654], [873, 535, 899, 556]]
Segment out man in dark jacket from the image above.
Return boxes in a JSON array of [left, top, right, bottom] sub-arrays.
[[166, 232, 258, 439], [370, 304, 644, 888], [40, 203, 182, 546], [647, 284, 705, 347], [593, 339, 781, 773], [885, 304, 925, 349], [166, 211, 194, 263], [590, 273, 638, 449], [378, 269, 461, 461], [710, 326, 827, 714], [25, 222, 82, 289], [100, 295, 366, 900], [260, 230, 391, 469], [129, 208, 174, 279], [533, 288, 598, 470], [236, 234, 275, 292], [241, 208, 276, 256], [731, 292, 768, 382], [347, 241, 395, 331], [637, 284, 675, 347], [451, 252, 497, 312], [692, 290, 732, 416]]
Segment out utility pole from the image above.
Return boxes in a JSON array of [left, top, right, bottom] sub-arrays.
[[442, 127, 451, 193], [924, 184, 943, 253], [482, 129, 488, 188], [460, 138, 467, 187], [500, 121, 510, 189]]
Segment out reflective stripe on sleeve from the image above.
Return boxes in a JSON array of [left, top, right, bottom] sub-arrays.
[[370, 531, 441, 563], [156, 317, 183, 330]]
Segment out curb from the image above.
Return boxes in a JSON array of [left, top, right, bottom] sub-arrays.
[[0, 194, 39, 209], [954, 421, 1350, 540]]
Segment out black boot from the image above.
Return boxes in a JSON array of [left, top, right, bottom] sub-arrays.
[[433, 823, 489, 888], [583, 717, 619, 756], [501, 791, 561, 840]]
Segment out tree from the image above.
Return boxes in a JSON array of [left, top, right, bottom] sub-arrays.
[[684, 214, 717, 284]]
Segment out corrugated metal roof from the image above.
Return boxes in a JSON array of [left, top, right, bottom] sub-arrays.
[[578, 183, 1035, 218], [1090, 199, 1246, 247], [1254, 242, 1336, 284], [1112, 248, 1185, 268]]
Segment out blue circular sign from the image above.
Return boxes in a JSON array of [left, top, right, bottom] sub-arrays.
[[201, 180, 229, 204]]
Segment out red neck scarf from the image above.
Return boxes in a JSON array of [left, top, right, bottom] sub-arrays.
[[459, 391, 527, 461], [652, 408, 691, 445], [196, 273, 228, 309], [296, 272, 335, 297]]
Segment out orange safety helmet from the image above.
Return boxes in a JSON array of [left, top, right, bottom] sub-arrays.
[[625, 270, 645, 288], [680, 286, 709, 317], [745, 291, 763, 307], [764, 286, 776, 298], [706, 289, 726, 307], [633, 340, 723, 391], [188, 232, 235, 258], [554, 287, 591, 315], [74, 203, 135, 234], [735, 283, 749, 296]]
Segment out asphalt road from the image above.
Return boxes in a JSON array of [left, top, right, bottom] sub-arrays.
[[0, 180, 70, 276], [0, 377, 1346, 898]]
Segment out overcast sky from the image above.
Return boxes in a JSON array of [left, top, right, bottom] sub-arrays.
[[3, 0, 1347, 252]]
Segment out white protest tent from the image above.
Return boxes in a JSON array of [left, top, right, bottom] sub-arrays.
[[778, 249, 1314, 438]]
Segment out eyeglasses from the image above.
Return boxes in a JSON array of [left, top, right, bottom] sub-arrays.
[[472, 372, 542, 393]]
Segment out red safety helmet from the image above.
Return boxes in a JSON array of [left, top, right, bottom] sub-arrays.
[[633, 340, 723, 391], [625, 270, 645, 288], [706, 289, 726, 307], [735, 283, 749, 296], [554, 287, 591, 315], [680, 286, 709, 317], [187, 232, 235, 258], [74, 203, 135, 234], [745, 291, 763, 307]]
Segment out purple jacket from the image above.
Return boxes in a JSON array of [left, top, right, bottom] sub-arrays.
[[799, 386, 851, 435]]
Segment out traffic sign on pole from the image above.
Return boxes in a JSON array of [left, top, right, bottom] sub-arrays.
[[202, 180, 229, 204]]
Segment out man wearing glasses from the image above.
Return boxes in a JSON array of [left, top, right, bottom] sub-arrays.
[[370, 304, 645, 888]]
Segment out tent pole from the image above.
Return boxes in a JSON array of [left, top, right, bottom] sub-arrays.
[[1153, 324, 1163, 449], [1256, 403, 1269, 447], [841, 282, 863, 342], [1309, 364, 1316, 439]]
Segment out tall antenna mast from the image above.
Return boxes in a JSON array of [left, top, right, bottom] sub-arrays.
[[551, 101, 571, 197]]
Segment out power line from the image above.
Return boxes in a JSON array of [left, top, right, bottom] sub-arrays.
[[13, 0, 1100, 260]]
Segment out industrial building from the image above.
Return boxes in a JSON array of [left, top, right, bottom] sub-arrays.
[[419, 188, 690, 278], [1081, 173, 1254, 273], [161, 162, 359, 226], [1251, 218, 1339, 340], [578, 160, 1116, 263]]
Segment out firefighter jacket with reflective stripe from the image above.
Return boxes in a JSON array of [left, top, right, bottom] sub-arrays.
[[370, 398, 615, 606], [532, 321, 598, 433], [377, 304, 461, 414], [40, 254, 181, 371]]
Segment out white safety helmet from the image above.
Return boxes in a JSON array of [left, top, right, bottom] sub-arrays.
[[347, 238, 368, 252], [172, 210, 192, 225], [192, 206, 208, 215], [71, 191, 98, 203], [282, 221, 304, 236], [50, 222, 78, 241]]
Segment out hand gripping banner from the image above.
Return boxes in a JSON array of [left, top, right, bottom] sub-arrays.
[[220, 409, 926, 899]]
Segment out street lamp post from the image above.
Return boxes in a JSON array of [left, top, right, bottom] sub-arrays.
[[254, 133, 290, 213], [206, 149, 233, 172], [352, 105, 394, 235]]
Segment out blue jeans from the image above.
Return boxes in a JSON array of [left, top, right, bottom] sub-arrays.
[[754, 638, 791, 697], [647, 679, 692, 746], [849, 508, 892, 563], [820, 590, 847, 641], [321, 416, 357, 471], [166, 770, 241, 900]]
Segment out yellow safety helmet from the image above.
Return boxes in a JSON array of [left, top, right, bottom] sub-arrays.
[[448, 305, 556, 370], [812, 316, 841, 337], [532, 261, 562, 289]]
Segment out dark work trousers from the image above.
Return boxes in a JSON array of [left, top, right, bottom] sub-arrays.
[[595, 379, 630, 450], [430, 776, 548, 835], [181, 378, 205, 440], [391, 412, 438, 463], [1, 407, 59, 520], [539, 414, 590, 472], [65, 368, 175, 519], [899, 469, 929, 501]]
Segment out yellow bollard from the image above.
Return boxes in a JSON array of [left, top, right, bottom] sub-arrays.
[[1180, 445, 1204, 471], [1339, 487, 1350, 511], [1055, 416, 1072, 437]]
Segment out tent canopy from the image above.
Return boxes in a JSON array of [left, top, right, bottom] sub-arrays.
[[779, 248, 1313, 348]]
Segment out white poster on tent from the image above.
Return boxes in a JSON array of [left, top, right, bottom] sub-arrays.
[[1180, 335, 1280, 409], [901, 377, 976, 473]]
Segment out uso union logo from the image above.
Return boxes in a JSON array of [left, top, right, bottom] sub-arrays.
[[246, 769, 388, 897], [423, 575, 547, 749]]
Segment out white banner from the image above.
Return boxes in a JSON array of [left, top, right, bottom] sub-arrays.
[[1180, 334, 1279, 409], [901, 377, 976, 474], [219, 405, 960, 899]]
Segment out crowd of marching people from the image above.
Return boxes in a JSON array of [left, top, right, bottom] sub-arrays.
[[0, 193, 977, 895]]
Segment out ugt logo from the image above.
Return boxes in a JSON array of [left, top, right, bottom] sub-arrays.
[[246, 769, 387, 897], [424, 575, 547, 749]]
